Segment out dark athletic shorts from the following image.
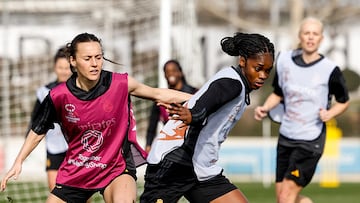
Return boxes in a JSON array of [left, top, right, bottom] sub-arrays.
[[140, 161, 237, 203], [184, 172, 237, 203], [276, 143, 322, 187], [52, 169, 136, 203], [51, 184, 97, 203], [46, 151, 66, 171]]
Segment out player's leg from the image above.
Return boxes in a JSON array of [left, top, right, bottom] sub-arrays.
[[276, 178, 302, 203], [277, 147, 321, 203], [276, 179, 313, 203], [103, 174, 137, 203], [210, 189, 248, 203]]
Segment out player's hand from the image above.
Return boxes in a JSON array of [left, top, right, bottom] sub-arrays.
[[145, 145, 151, 153], [1, 162, 22, 191], [157, 102, 173, 110], [319, 108, 332, 122], [157, 102, 192, 128], [254, 106, 268, 121], [167, 103, 192, 126]]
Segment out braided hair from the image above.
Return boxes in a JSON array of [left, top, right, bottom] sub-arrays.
[[220, 32, 275, 60]]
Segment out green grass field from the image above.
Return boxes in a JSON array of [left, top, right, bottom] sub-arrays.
[[1, 182, 359, 203], [236, 182, 360, 203]]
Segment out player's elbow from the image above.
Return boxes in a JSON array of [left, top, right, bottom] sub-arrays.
[[342, 100, 350, 111]]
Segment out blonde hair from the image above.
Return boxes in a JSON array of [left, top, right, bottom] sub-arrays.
[[298, 16, 324, 35]]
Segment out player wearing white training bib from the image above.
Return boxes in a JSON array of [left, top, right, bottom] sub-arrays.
[[141, 32, 275, 203], [255, 17, 350, 203], [147, 66, 248, 176]]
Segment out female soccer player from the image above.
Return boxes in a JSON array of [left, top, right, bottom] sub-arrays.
[[254, 17, 349, 203], [141, 32, 275, 203], [1, 32, 191, 203]]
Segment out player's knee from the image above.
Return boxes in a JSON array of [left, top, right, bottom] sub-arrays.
[[297, 195, 313, 203], [277, 189, 296, 203]]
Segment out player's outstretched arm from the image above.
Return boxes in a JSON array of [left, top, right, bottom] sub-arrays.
[[1, 130, 45, 191], [254, 93, 282, 121], [127, 75, 192, 103]]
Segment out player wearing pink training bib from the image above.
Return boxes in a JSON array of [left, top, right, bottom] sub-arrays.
[[1, 33, 191, 203]]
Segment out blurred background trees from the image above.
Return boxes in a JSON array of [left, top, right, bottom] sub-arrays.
[[0, 0, 359, 138]]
